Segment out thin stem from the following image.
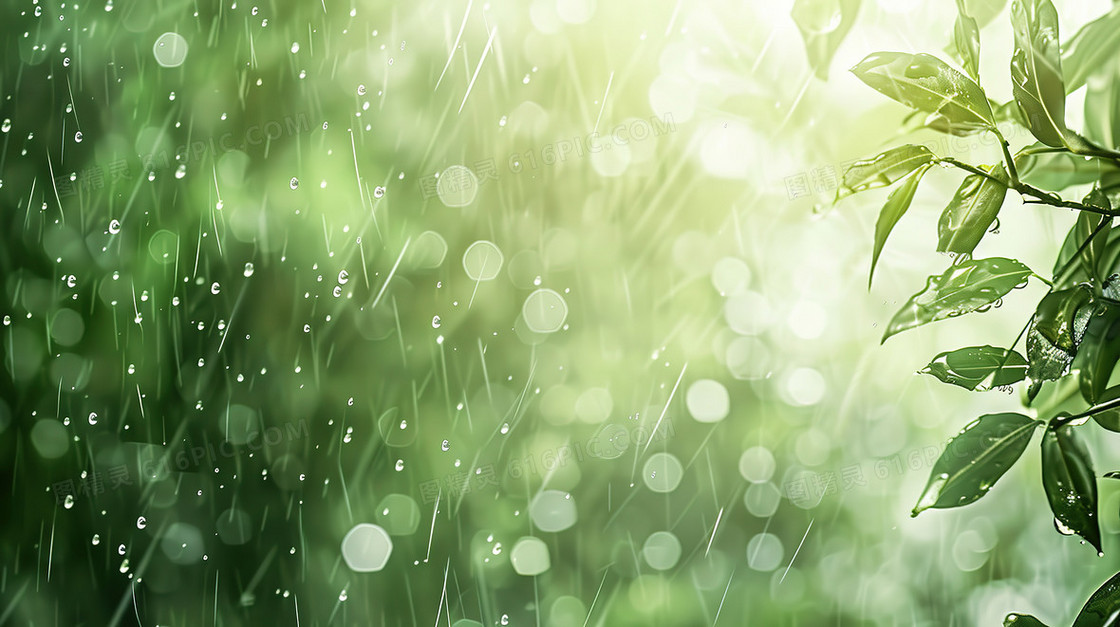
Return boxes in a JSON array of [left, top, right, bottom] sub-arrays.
[[1053, 215, 1113, 287], [941, 156, 1120, 216], [938, 157, 1002, 183], [993, 128, 1019, 184], [1054, 395, 1120, 427]]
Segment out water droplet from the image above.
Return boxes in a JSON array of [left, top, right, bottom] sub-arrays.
[[211, 282, 221, 295], [289, 177, 299, 190], [136, 516, 147, 529], [88, 412, 98, 425], [441, 440, 450, 452], [108, 219, 121, 234], [243, 262, 255, 277], [431, 315, 441, 328], [357, 84, 367, 96], [395, 459, 405, 471], [63, 494, 75, 509], [337, 270, 350, 284], [74, 131, 83, 143], [373, 186, 385, 198], [1054, 517, 1076, 536], [290, 42, 300, 53], [175, 164, 187, 179]]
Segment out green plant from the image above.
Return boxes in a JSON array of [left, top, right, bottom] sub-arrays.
[[837, 1, 1120, 624]]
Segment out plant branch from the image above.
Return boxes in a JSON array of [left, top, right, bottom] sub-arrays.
[[1053, 396, 1120, 427], [993, 128, 1019, 184], [938, 157, 1120, 217]]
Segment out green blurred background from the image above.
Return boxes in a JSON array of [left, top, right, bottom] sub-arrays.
[[3, 0, 1120, 625]]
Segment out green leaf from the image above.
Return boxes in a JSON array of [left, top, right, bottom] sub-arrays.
[[792, 0, 861, 81], [1062, 5, 1120, 95], [1086, 187, 1112, 213], [937, 164, 1008, 255], [1072, 301, 1120, 404], [837, 145, 936, 200], [1084, 59, 1120, 150], [1053, 213, 1113, 288], [850, 51, 995, 133], [912, 412, 1039, 516], [1041, 423, 1101, 553], [1072, 570, 1120, 626], [1091, 386, 1120, 432], [1004, 614, 1050, 627], [1026, 288, 1094, 400], [962, 0, 1007, 28], [1017, 148, 1112, 193], [869, 165, 930, 288], [1009, 0, 1077, 148], [993, 99, 1029, 126], [883, 257, 1032, 342], [1035, 286, 1092, 351], [953, 0, 982, 80], [922, 345, 1028, 390]]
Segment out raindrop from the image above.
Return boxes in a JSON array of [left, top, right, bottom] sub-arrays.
[[74, 131, 83, 143], [108, 219, 121, 234], [211, 282, 221, 294], [290, 42, 300, 53], [432, 315, 441, 328], [357, 84, 367, 96], [337, 270, 350, 284], [175, 164, 187, 179], [373, 186, 386, 198], [137, 516, 147, 529], [289, 177, 299, 190], [441, 440, 450, 452], [243, 262, 255, 277], [63, 494, 75, 509], [395, 459, 405, 471], [87, 412, 98, 425]]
